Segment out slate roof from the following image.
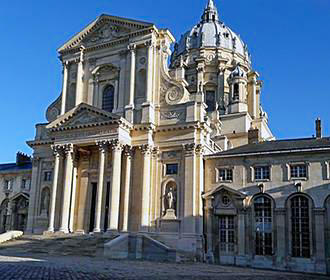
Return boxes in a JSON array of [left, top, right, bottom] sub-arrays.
[[208, 137, 330, 158], [0, 162, 32, 173]]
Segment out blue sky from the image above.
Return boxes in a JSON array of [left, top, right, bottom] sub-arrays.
[[0, 0, 329, 163]]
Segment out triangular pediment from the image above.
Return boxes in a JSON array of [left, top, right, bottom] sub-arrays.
[[203, 184, 246, 199], [58, 14, 154, 52], [46, 103, 122, 131]]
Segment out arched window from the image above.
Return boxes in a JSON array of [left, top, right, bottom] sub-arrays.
[[233, 83, 239, 100], [291, 195, 310, 258], [254, 195, 273, 256], [102, 85, 114, 112]]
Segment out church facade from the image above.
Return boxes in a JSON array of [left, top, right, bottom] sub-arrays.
[[24, 0, 330, 274]]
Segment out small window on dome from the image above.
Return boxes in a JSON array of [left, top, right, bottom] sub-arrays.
[[212, 15, 216, 21]]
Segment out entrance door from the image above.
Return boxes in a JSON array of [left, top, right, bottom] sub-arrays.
[[104, 183, 110, 232], [89, 183, 98, 233]]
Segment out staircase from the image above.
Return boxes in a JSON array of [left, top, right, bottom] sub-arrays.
[[0, 234, 117, 257]]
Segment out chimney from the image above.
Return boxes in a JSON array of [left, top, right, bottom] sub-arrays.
[[316, 118, 322, 139], [248, 127, 260, 144]]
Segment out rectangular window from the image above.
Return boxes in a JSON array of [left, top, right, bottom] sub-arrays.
[[291, 165, 307, 179], [219, 169, 233, 182], [255, 166, 270, 181], [44, 171, 52, 182], [22, 179, 26, 189], [166, 164, 178, 175], [219, 216, 235, 254]]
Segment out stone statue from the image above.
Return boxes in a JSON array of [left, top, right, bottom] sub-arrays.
[[167, 188, 175, 210], [164, 186, 177, 211]]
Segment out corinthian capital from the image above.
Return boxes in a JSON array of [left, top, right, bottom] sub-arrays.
[[96, 140, 110, 153], [111, 140, 124, 152], [140, 144, 153, 155]]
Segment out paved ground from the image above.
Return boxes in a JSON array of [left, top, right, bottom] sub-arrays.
[[0, 254, 329, 280], [0, 236, 328, 280]]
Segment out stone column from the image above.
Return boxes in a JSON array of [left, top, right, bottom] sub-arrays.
[[48, 146, 63, 232], [182, 144, 197, 234], [108, 141, 123, 232], [69, 150, 79, 233], [26, 157, 40, 233], [125, 44, 136, 123], [61, 62, 69, 115], [140, 145, 152, 231], [275, 208, 286, 267], [59, 144, 74, 233], [76, 47, 85, 106], [94, 141, 108, 233], [122, 146, 133, 232]]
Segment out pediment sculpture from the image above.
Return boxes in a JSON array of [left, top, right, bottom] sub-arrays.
[[83, 23, 131, 46]]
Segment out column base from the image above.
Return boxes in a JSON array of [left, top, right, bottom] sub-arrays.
[[58, 229, 69, 234]]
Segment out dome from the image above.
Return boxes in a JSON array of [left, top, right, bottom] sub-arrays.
[[175, 0, 249, 59]]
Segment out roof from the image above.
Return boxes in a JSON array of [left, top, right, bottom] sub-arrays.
[[207, 137, 330, 158], [0, 162, 32, 173]]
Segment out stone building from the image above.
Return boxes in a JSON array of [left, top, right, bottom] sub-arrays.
[[23, 0, 329, 275], [204, 126, 330, 274], [0, 153, 32, 233]]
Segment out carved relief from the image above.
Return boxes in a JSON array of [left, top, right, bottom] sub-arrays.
[[83, 23, 130, 46], [160, 110, 184, 121]]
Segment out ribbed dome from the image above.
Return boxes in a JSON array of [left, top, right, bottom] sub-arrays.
[[175, 0, 249, 59]]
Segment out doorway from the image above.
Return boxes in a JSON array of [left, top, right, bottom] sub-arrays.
[[89, 183, 98, 233], [104, 182, 110, 232]]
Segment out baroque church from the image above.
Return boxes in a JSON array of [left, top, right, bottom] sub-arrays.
[[24, 0, 330, 275]]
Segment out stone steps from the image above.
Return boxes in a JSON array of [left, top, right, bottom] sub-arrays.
[[0, 234, 117, 257]]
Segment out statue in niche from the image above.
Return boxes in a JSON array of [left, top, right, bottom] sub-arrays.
[[163, 183, 177, 219], [40, 188, 50, 217]]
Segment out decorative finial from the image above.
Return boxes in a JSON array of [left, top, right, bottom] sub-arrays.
[[202, 0, 219, 22]]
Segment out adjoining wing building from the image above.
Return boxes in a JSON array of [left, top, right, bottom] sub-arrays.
[[23, 0, 330, 274]]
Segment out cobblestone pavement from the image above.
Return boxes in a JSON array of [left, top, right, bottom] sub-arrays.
[[0, 254, 328, 280]]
